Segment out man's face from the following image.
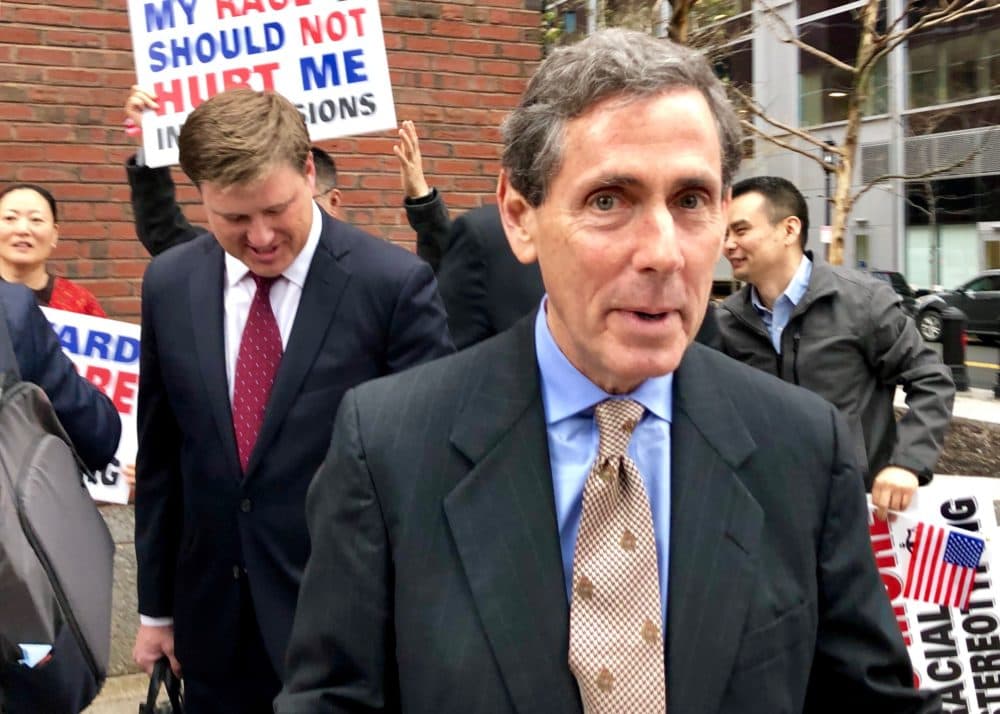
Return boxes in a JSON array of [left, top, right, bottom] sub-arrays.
[[499, 89, 729, 394], [201, 157, 316, 278], [724, 191, 792, 284]]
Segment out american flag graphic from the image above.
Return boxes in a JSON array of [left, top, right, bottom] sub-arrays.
[[903, 522, 986, 610]]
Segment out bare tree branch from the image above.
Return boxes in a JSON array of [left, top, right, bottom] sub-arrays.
[[877, 0, 997, 59], [740, 120, 834, 169], [756, 0, 857, 73], [852, 143, 986, 202], [730, 84, 845, 157]]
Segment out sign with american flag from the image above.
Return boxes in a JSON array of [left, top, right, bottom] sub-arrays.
[[902, 521, 986, 610]]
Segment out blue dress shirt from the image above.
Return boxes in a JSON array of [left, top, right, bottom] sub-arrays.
[[750, 254, 812, 353], [534, 303, 672, 629]]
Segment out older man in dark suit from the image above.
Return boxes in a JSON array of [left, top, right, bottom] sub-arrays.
[[131, 89, 453, 714], [278, 30, 936, 714]]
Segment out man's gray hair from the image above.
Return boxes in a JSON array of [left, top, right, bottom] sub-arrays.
[[502, 29, 743, 207]]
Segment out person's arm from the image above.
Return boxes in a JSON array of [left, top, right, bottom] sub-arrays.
[[277, 389, 399, 713], [132, 267, 183, 675], [125, 155, 202, 257], [437, 212, 491, 349], [404, 189, 452, 273], [385, 260, 455, 372], [394, 120, 452, 271], [124, 86, 202, 257], [12, 292, 121, 471], [806, 407, 941, 711], [866, 281, 955, 513]]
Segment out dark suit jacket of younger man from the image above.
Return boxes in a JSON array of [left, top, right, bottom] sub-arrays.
[[278, 315, 938, 714], [0, 281, 120, 471], [135, 211, 454, 686]]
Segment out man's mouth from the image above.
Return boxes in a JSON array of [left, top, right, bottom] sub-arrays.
[[632, 310, 668, 321]]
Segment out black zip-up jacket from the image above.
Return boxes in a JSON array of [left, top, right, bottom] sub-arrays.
[[717, 255, 955, 487]]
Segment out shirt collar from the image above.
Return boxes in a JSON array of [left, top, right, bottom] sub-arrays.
[[534, 298, 673, 425], [225, 201, 323, 289], [750, 253, 813, 314]]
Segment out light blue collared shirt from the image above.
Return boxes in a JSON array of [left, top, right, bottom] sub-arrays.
[[751, 254, 812, 352], [534, 303, 672, 629]]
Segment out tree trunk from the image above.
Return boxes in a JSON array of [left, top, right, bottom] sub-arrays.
[[667, 0, 697, 44], [828, 0, 879, 265]]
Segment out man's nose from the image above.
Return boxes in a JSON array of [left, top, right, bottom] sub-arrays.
[[723, 230, 737, 252], [246, 216, 275, 246], [634, 205, 683, 272]]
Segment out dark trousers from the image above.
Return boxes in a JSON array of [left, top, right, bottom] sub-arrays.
[[183, 578, 281, 714]]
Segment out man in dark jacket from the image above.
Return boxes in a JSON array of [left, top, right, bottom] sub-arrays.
[[394, 120, 544, 349], [717, 176, 955, 520]]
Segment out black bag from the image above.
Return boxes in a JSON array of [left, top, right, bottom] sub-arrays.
[[138, 657, 184, 714], [0, 302, 114, 713]]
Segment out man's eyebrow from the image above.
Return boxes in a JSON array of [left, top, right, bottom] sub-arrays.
[[595, 175, 640, 187], [728, 218, 751, 230]]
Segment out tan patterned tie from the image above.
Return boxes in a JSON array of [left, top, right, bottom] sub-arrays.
[[568, 399, 666, 712]]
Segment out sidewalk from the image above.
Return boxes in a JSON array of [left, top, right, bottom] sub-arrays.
[[84, 673, 156, 713], [895, 386, 1000, 424]]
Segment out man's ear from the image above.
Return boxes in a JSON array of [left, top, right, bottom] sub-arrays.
[[783, 215, 803, 247], [303, 152, 316, 194], [327, 188, 343, 216], [497, 170, 538, 265]]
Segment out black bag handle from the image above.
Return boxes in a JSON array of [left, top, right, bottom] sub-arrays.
[[139, 656, 183, 714]]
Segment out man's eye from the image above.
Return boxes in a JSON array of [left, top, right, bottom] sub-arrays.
[[593, 194, 617, 211], [678, 193, 704, 209]]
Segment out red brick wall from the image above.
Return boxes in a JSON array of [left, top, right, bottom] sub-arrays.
[[0, 0, 542, 321]]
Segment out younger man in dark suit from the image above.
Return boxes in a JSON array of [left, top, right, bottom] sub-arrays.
[[132, 89, 453, 713], [279, 29, 937, 713]]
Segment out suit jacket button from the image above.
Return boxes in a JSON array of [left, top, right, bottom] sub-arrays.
[[240, 498, 252, 513], [232, 565, 241, 579]]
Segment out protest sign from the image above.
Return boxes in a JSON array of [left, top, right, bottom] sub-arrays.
[[870, 475, 1000, 711], [42, 308, 138, 505], [127, 0, 396, 167]]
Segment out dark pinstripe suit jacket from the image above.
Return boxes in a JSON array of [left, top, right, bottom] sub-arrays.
[[278, 315, 938, 714]]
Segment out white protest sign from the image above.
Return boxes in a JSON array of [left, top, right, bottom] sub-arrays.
[[42, 308, 139, 505], [127, 0, 396, 167], [869, 475, 1000, 711]]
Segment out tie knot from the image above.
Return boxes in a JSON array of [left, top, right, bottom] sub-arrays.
[[251, 273, 278, 296], [594, 399, 644, 455]]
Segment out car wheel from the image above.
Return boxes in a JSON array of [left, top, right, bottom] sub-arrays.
[[918, 311, 943, 342]]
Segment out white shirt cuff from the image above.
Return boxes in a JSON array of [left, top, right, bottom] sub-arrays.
[[139, 615, 173, 627]]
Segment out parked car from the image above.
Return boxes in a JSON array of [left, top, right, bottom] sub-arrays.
[[868, 269, 919, 318], [914, 269, 1000, 343]]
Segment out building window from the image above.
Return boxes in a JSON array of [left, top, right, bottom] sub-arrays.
[[798, 8, 888, 126], [908, 16, 1000, 109], [855, 233, 869, 268]]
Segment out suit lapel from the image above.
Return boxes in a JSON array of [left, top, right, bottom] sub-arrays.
[[443, 318, 582, 714], [247, 218, 350, 476], [666, 345, 763, 714], [188, 242, 240, 476]]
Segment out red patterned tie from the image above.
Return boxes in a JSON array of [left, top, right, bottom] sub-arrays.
[[232, 274, 282, 474], [568, 399, 666, 712]]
